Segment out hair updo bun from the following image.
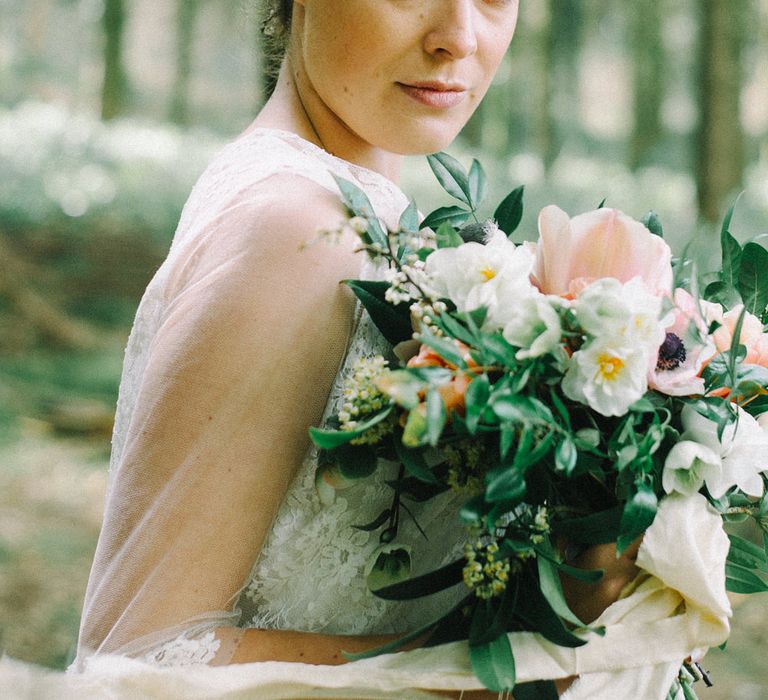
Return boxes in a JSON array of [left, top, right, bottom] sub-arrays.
[[261, 0, 292, 40], [260, 0, 292, 96]]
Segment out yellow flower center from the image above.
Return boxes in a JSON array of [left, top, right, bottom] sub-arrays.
[[480, 266, 497, 281], [597, 353, 625, 381]]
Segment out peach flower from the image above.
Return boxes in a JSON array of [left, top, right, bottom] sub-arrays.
[[406, 340, 479, 417], [532, 206, 673, 298], [702, 302, 768, 367]]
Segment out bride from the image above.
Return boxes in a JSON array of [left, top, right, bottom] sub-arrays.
[[55, 2, 723, 699]]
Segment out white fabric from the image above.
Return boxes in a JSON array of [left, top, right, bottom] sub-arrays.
[[1, 492, 730, 698]]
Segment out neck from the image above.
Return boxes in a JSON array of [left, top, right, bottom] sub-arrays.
[[253, 61, 403, 185]]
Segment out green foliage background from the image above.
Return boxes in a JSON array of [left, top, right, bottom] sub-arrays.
[[0, 1, 767, 696]]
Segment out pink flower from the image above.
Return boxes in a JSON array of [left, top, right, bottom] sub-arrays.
[[648, 289, 716, 397], [702, 303, 768, 367], [532, 206, 673, 298]]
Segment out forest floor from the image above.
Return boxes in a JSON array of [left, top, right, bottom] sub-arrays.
[[0, 409, 767, 697]]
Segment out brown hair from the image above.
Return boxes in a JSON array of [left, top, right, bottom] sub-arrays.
[[261, 0, 293, 40], [260, 0, 293, 96]]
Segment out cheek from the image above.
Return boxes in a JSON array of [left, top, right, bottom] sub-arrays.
[[304, 11, 391, 97]]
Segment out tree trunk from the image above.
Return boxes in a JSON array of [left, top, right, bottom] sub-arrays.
[[696, 0, 746, 222], [536, 0, 581, 171], [169, 0, 202, 125], [101, 0, 128, 121], [537, 0, 558, 171], [629, 0, 665, 171]]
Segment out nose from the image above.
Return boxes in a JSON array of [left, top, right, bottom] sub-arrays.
[[423, 1, 478, 60]]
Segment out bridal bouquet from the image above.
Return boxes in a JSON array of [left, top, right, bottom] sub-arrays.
[[310, 154, 768, 696]]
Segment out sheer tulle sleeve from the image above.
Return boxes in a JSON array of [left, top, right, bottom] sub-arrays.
[[75, 175, 364, 666]]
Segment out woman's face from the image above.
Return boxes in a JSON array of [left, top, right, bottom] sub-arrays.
[[293, 0, 520, 155]]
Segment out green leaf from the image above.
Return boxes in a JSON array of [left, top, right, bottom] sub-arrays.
[[398, 199, 419, 234], [534, 543, 604, 584], [343, 279, 413, 346], [499, 422, 516, 460], [465, 373, 491, 434], [342, 600, 463, 661], [427, 152, 472, 205], [554, 437, 578, 476], [334, 443, 378, 479], [738, 242, 768, 318], [332, 175, 388, 248], [426, 387, 447, 446], [372, 558, 464, 600], [704, 280, 739, 307], [435, 312, 478, 347], [460, 494, 488, 524], [420, 205, 471, 232], [555, 561, 605, 583], [469, 634, 516, 693], [537, 553, 586, 629], [486, 465, 527, 503], [491, 395, 551, 424], [549, 389, 571, 430], [310, 406, 394, 449], [353, 509, 392, 532], [513, 429, 555, 471], [720, 199, 743, 291], [728, 535, 768, 573], [395, 440, 439, 484], [435, 220, 466, 248], [468, 158, 488, 210], [482, 334, 520, 365], [494, 186, 525, 237], [386, 475, 448, 502], [641, 211, 664, 238], [727, 307, 748, 391], [618, 483, 658, 555], [725, 563, 768, 594], [515, 573, 588, 648]]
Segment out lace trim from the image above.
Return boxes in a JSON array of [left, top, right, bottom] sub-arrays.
[[143, 630, 221, 667]]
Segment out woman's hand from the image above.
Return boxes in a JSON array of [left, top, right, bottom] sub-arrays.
[[553, 537, 644, 696], [559, 537, 643, 625]]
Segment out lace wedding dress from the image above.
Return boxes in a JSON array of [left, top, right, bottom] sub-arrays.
[[0, 129, 731, 700]]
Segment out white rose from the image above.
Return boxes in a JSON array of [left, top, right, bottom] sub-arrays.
[[678, 404, 768, 498], [502, 294, 563, 360], [575, 277, 668, 353], [425, 226, 535, 330], [562, 339, 649, 416]]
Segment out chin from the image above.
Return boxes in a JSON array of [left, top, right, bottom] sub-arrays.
[[378, 122, 464, 156]]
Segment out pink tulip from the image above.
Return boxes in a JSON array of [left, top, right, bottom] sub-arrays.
[[532, 206, 673, 298]]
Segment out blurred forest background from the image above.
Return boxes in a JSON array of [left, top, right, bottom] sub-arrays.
[[1, 0, 767, 696]]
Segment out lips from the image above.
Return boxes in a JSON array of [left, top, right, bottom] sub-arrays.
[[397, 81, 469, 109]]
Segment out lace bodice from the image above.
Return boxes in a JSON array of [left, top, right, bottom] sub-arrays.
[[240, 304, 468, 638], [78, 128, 468, 669]]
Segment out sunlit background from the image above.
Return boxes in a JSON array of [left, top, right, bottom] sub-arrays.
[[1, 1, 767, 697]]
